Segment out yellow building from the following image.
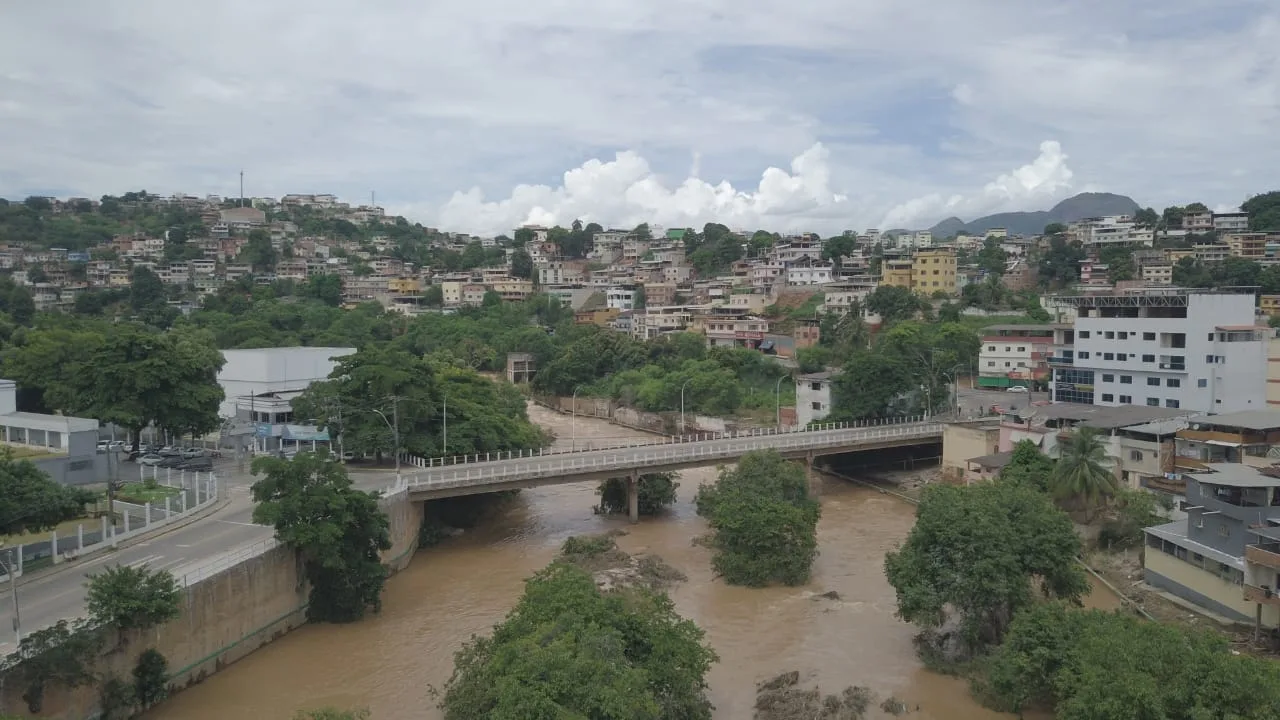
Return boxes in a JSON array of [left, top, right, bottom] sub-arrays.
[[387, 276, 421, 294], [881, 260, 913, 290], [912, 248, 958, 296]]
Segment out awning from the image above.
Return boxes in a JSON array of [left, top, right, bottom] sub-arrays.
[[282, 425, 330, 442], [1205, 439, 1242, 447]]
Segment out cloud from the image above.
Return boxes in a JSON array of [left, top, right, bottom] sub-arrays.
[[435, 144, 851, 235], [878, 141, 1074, 229], [1, 0, 1277, 233]]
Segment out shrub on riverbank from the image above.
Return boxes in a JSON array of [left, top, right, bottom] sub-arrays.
[[981, 601, 1280, 719], [597, 472, 679, 515], [437, 560, 716, 719], [695, 450, 820, 587]]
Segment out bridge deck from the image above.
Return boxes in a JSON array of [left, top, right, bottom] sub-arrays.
[[405, 421, 943, 499]]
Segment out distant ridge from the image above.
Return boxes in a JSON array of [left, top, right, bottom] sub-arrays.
[[927, 192, 1141, 237]]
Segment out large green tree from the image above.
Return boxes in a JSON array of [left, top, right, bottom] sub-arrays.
[[439, 561, 716, 719], [695, 450, 820, 587], [85, 564, 182, 631], [251, 453, 391, 622], [864, 285, 924, 325], [884, 480, 1088, 652], [0, 451, 94, 537]]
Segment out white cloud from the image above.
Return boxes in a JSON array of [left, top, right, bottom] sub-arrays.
[[878, 141, 1074, 229], [435, 144, 851, 235], [1, 0, 1277, 232]]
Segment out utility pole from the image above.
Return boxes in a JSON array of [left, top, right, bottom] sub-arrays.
[[390, 395, 401, 480], [239, 170, 244, 207], [1, 548, 20, 645], [442, 394, 447, 457]]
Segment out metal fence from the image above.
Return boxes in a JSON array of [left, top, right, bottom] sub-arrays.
[[177, 537, 280, 587]]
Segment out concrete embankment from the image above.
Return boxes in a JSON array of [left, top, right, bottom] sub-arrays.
[[0, 489, 422, 720]]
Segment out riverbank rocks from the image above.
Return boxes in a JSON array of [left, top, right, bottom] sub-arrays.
[[753, 671, 876, 720], [559, 531, 687, 591]]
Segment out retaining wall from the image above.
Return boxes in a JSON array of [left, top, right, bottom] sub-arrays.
[[0, 491, 423, 719]]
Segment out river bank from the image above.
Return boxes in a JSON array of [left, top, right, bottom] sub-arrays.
[[146, 404, 1115, 719]]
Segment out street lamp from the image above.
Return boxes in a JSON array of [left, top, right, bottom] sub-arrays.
[[368, 398, 401, 481], [0, 548, 20, 645], [679, 378, 693, 436]]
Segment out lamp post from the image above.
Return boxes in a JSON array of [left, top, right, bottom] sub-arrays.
[[775, 374, 787, 430], [679, 378, 693, 436], [369, 397, 401, 481], [0, 548, 20, 646]]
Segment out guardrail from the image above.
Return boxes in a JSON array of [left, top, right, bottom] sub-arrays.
[[178, 537, 280, 587], [401, 416, 933, 469], [405, 421, 944, 492]]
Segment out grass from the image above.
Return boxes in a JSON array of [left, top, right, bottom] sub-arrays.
[[0, 516, 95, 546], [3, 445, 63, 461], [116, 481, 182, 505], [951, 313, 1048, 332]]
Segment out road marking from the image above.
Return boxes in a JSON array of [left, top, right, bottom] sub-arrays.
[[125, 554, 163, 568], [218, 520, 260, 526], [174, 544, 192, 548]]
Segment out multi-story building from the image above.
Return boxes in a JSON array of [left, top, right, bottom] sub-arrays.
[[911, 248, 957, 296], [795, 371, 838, 427], [701, 310, 769, 349], [1170, 411, 1280, 490], [1214, 212, 1251, 233], [1140, 262, 1173, 286], [606, 286, 637, 311], [490, 279, 534, 302], [977, 324, 1062, 389], [880, 259, 913, 289], [643, 282, 677, 307], [1071, 216, 1154, 247], [785, 260, 833, 286], [1050, 289, 1268, 413], [1183, 211, 1215, 234], [631, 307, 693, 340], [1225, 232, 1267, 261], [1145, 459, 1280, 628]]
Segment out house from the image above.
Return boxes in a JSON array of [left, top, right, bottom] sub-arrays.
[[0, 379, 102, 486], [940, 420, 1002, 483], [218, 207, 267, 232], [1145, 463, 1280, 629], [977, 324, 1064, 390], [796, 371, 838, 426]]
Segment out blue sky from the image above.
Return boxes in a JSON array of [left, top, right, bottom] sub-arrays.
[[1, 0, 1277, 234]]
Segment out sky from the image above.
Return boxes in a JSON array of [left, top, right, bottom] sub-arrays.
[[2, 1, 1277, 235]]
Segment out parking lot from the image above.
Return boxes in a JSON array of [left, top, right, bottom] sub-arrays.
[[954, 386, 1051, 418]]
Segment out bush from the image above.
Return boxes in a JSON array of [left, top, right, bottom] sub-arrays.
[[132, 648, 169, 708], [85, 564, 182, 631], [695, 451, 819, 587], [561, 533, 618, 558], [4, 619, 104, 713], [597, 473, 679, 515]]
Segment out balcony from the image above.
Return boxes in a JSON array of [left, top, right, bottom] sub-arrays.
[[1246, 544, 1280, 570], [1244, 584, 1280, 605], [1046, 355, 1074, 366]]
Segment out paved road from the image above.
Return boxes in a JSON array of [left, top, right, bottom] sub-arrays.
[[0, 460, 396, 656]]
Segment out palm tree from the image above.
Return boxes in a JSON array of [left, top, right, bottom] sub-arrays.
[[1051, 427, 1118, 516]]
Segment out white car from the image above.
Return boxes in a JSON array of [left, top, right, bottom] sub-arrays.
[[1005, 386, 1029, 393], [138, 453, 165, 466]]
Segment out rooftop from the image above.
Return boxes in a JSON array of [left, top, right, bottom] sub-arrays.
[[1121, 418, 1190, 437], [981, 324, 1070, 333], [1188, 410, 1280, 432], [966, 451, 1013, 469], [1028, 403, 1192, 430], [1189, 463, 1280, 489], [1146, 520, 1244, 570]]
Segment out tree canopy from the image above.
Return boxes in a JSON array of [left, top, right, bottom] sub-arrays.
[[439, 561, 717, 720], [695, 450, 820, 587], [0, 451, 94, 537], [85, 564, 182, 631]]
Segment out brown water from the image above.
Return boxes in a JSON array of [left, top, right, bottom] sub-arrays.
[[153, 404, 1116, 719]]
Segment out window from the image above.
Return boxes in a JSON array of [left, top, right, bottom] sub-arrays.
[[987, 345, 995, 352], [1017, 346, 1026, 352], [1205, 354, 1215, 364], [1208, 333, 1214, 341], [811, 382, 822, 391], [811, 402, 823, 410], [1147, 398, 1160, 406], [1198, 378, 1207, 388], [1143, 332, 1155, 340], [1104, 353, 1115, 360], [1105, 331, 1115, 339], [1079, 331, 1091, 339], [1118, 332, 1129, 340], [1167, 378, 1180, 388], [987, 361, 996, 367], [1147, 377, 1160, 386], [1101, 374, 1114, 382], [1142, 354, 1155, 362], [1102, 393, 1115, 402], [1119, 395, 1132, 403], [1120, 375, 1132, 384], [1130, 450, 1143, 461], [1078, 351, 1090, 359], [1005, 346, 1011, 352], [1166, 399, 1180, 408]]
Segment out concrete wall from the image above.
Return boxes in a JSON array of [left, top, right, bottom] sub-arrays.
[[0, 492, 422, 719], [940, 422, 1000, 481], [1144, 550, 1254, 623]]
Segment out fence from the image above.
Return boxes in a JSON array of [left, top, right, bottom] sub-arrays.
[[0, 468, 220, 583]]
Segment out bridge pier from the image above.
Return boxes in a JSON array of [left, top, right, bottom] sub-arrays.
[[627, 470, 640, 524], [805, 452, 822, 498]]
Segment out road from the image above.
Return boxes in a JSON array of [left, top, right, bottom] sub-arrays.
[[953, 386, 1051, 417], [0, 459, 396, 657]]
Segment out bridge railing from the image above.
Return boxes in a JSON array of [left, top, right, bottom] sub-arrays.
[[405, 421, 943, 490], [400, 415, 932, 470]]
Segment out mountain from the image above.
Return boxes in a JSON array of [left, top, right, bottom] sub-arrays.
[[927, 192, 1141, 237]]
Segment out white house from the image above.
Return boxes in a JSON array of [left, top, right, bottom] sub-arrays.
[[796, 371, 838, 427]]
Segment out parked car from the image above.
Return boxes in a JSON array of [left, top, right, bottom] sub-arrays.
[[158, 455, 186, 468], [157, 446, 182, 457], [181, 447, 205, 459], [137, 453, 164, 466], [177, 457, 213, 471], [1005, 386, 1029, 393]]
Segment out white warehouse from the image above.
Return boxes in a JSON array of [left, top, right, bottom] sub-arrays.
[[217, 346, 357, 421]]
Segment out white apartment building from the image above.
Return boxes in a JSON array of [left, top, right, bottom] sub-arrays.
[[1051, 289, 1268, 413], [1140, 263, 1174, 286], [1071, 216, 1154, 247], [1214, 212, 1250, 233], [796, 371, 837, 427], [786, 262, 833, 286], [607, 286, 636, 311], [894, 231, 933, 250]]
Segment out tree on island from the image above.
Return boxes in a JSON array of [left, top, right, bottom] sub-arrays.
[[597, 472, 678, 516], [438, 561, 717, 720], [695, 450, 820, 587]]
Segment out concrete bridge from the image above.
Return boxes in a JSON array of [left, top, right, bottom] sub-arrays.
[[404, 418, 943, 520]]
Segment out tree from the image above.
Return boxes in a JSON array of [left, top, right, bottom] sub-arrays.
[[512, 227, 535, 247], [129, 265, 166, 313], [633, 285, 647, 309], [865, 285, 923, 325], [85, 564, 182, 631], [509, 248, 533, 279], [251, 453, 391, 622], [821, 235, 855, 271], [977, 238, 1008, 276], [132, 648, 169, 709], [1133, 206, 1159, 228], [482, 289, 502, 307], [828, 349, 912, 420], [1243, 190, 1280, 231], [6, 619, 104, 713], [240, 229, 278, 272], [8, 285, 35, 326], [884, 480, 1088, 652], [303, 274, 343, 307], [998, 439, 1053, 492], [1050, 427, 1118, 515], [598, 473, 678, 515], [423, 284, 444, 307], [1038, 236, 1085, 287], [1043, 222, 1067, 236], [439, 561, 716, 719], [694, 450, 820, 587], [0, 451, 94, 536], [1161, 205, 1185, 230]]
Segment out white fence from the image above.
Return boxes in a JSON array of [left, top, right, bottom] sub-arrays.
[[406, 420, 944, 492], [177, 537, 280, 587], [0, 470, 220, 583]]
